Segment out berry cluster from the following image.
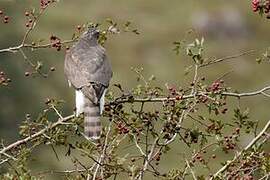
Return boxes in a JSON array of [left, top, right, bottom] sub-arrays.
[[222, 128, 240, 153], [193, 153, 205, 164], [226, 151, 268, 180], [167, 85, 184, 100], [0, 71, 11, 86], [24, 11, 34, 28], [50, 35, 62, 51], [252, 0, 270, 19], [0, 10, 10, 24], [40, 0, 55, 9], [208, 80, 224, 93], [207, 122, 223, 134], [252, 0, 260, 12], [116, 122, 129, 134]]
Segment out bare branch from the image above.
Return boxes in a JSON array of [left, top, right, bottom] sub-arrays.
[[185, 159, 197, 180], [199, 50, 255, 68], [132, 134, 146, 156], [0, 45, 23, 53], [136, 137, 159, 180], [222, 86, 270, 98]]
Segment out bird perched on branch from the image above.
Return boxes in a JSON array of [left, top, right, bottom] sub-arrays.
[[64, 27, 113, 140]]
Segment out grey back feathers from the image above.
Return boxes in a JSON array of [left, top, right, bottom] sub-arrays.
[[64, 28, 112, 140]]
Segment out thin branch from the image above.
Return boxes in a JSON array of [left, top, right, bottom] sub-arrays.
[[185, 159, 197, 180], [261, 92, 270, 98], [51, 105, 64, 119], [110, 85, 270, 105], [38, 168, 86, 175], [222, 86, 270, 98], [199, 50, 255, 68], [0, 45, 23, 53], [0, 40, 76, 54], [258, 173, 270, 180], [92, 122, 112, 180], [0, 158, 10, 165], [191, 64, 198, 95], [0, 115, 74, 156], [191, 142, 217, 160], [2, 152, 17, 161], [136, 137, 159, 180], [210, 119, 270, 179], [19, 41, 48, 78], [132, 134, 146, 156], [24, 39, 76, 49]]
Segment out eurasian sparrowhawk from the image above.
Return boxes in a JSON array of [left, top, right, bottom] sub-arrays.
[[64, 27, 113, 140]]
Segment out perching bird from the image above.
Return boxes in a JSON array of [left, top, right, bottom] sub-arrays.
[[64, 27, 113, 140]]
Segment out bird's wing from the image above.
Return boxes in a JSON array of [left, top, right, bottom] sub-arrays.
[[64, 44, 112, 103]]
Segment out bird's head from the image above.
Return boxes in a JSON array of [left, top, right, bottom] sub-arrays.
[[81, 26, 100, 42]]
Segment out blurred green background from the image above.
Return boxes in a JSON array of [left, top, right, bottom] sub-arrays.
[[0, 0, 270, 179]]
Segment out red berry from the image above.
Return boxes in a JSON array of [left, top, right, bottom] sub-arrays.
[[4, 15, 8, 20], [0, 10, 3, 15], [77, 25, 81, 31], [221, 108, 228, 114], [25, 11, 29, 16], [252, 0, 260, 12], [175, 95, 181, 100]]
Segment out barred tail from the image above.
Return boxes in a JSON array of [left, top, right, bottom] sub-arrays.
[[84, 98, 101, 140]]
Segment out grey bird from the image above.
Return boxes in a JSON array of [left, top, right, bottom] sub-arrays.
[[64, 27, 113, 140]]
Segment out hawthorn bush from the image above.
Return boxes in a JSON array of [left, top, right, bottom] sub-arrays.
[[0, 1, 269, 180]]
